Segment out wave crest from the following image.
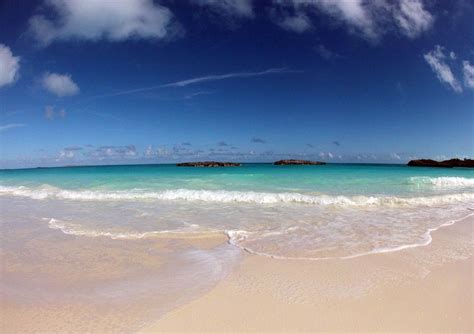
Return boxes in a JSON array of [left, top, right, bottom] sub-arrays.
[[409, 176, 474, 187], [1, 185, 473, 208]]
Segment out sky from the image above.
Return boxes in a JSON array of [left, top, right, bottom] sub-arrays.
[[0, 0, 473, 168]]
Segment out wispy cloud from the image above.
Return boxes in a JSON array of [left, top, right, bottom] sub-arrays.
[[0, 123, 27, 132], [394, 0, 434, 38], [274, 11, 312, 33], [45, 105, 66, 120], [424, 45, 462, 93], [315, 44, 340, 60], [463, 60, 474, 89], [251, 137, 266, 144], [84, 145, 137, 160], [192, 0, 254, 18], [88, 68, 301, 100], [163, 68, 297, 87], [271, 0, 433, 41], [184, 91, 214, 99]]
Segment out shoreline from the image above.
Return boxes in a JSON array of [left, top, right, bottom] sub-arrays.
[[142, 216, 473, 332], [1, 202, 472, 332], [227, 211, 474, 261]]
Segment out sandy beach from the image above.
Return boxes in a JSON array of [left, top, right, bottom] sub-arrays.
[[2, 213, 472, 333]]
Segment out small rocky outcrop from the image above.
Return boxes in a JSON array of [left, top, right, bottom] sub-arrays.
[[407, 158, 474, 168], [274, 159, 326, 165], [176, 161, 241, 167]]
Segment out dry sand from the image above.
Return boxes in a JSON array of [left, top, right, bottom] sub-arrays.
[[1, 217, 472, 332], [142, 216, 473, 332]]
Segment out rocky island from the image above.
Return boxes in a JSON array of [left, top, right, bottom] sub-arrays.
[[407, 158, 474, 168], [274, 159, 326, 166], [176, 161, 241, 167]]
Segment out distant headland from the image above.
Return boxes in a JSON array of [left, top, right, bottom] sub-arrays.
[[407, 158, 474, 168]]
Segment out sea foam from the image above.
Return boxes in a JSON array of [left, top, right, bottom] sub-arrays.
[[409, 176, 474, 187], [1, 185, 473, 207], [225, 212, 474, 261]]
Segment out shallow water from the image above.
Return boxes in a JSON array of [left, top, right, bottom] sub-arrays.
[[1, 163, 473, 259]]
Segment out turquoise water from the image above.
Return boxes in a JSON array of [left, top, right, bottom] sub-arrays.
[[1, 163, 473, 259], [1, 163, 473, 195]]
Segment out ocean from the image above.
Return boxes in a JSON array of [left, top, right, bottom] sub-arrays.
[[1, 163, 473, 260]]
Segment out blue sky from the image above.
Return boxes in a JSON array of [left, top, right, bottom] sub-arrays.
[[0, 0, 473, 168]]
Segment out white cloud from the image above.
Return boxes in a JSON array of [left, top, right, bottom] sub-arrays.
[[42, 72, 80, 97], [424, 45, 462, 93], [272, 0, 434, 40], [393, 0, 433, 38], [59, 149, 75, 159], [29, 0, 176, 46], [316, 0, 377, 39], [192, 0, 253, 18], [449, 51, 456, 60], [0, 123, 27, 132], [45, 105, 67, 120], [462, 60, 474, 89], [157, 146, 171, 157], [86, 145, 137, 159], [57, 146, 83, 160], [0, 44, 20, 88], [144, 145, 154, 157], [390, 152, 401, 160], [273, 0, 378, 39]]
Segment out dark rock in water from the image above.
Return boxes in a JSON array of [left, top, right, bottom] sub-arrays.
[[176, 161, 241, 167], [442, 159, 474, 167], [407, 159, 451, 168], [407, 158, 474, 168], [274, 159, 326, 166]]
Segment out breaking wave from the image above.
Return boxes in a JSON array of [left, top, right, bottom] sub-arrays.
[[409, 176, 474, 188], [1, 185, 473, 207]]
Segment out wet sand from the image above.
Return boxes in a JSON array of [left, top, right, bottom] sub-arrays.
[[143, 216, 473, 332], [0, 217, 240, 333], [1, 215, 473, 332]]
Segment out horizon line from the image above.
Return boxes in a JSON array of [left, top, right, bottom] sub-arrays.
[[0, 161, 413, 171]]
